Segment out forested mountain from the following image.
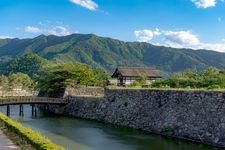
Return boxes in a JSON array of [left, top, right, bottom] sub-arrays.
[[0, 52, 50, 78], [0, 33, 225, 74]]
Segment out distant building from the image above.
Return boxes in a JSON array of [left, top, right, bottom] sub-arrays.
[[111, 67, 162, 86]]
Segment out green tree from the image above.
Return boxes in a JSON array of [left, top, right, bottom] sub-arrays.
[[93, 70, 109, 87], [152, 67, 225, 89], [0, 52, 49, 79], [0, 75, 9, 96], [37, 62, 109, 96], [8, 73, 34, 91]]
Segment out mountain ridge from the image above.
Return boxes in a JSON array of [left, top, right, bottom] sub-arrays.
[[0, 33, 225, 74]]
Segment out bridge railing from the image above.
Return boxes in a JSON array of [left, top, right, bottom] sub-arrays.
[[0, 97, 68, 105]]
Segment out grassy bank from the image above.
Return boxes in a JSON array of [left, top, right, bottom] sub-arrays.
[[106, 86, 225, 91], [0, 113, 64, 150]]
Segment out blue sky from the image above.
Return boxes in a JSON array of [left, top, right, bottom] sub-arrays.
[[1, 0, 225, 51]]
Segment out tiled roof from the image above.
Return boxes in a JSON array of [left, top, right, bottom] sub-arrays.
[[112, 67, 161, 77]]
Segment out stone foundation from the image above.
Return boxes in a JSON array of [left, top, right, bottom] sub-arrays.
[[48, 89, 225, 147], [64, 87, 104, 97]]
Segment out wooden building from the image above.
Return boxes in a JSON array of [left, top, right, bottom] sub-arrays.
[[111, 67, 162, 86]]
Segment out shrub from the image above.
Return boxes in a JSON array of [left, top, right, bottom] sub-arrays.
[[128, 80, 141, 87], [152, 67, 225, 89], [0, 113, 64, 150]]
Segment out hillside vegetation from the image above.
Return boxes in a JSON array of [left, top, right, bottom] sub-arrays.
[[152, 67, 225, 89], [0, 34, 225, 74], [37, 62, 109, 96], [0, 52, 50, 79]]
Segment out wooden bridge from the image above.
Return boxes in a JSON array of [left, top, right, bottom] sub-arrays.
[[0, 97, 68, 116]]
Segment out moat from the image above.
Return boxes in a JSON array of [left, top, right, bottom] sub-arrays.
[[0, 105, 221, 150]]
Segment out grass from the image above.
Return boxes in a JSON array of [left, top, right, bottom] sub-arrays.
[[68, 94, 104, 97], [0, 124, 35, 150], [106, 86, 225, 91], [0, 113, 64, 150], [0, 96, 35, 99]]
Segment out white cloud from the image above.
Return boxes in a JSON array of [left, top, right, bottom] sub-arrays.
[[24, 25, 71, 36], [197, 43, 225, 52], [25, 26, 42, 33], [70, 0, 98, 11], [191, 0, 216, 8], [134, 29, 161, 42], [134, 28, 225, 52], [0, 36, 14, 39], [46, 26, 71, 36], [163, 31, 200, 46]]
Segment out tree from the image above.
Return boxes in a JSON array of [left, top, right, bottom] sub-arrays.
[[0, 75, 9, 96], [152, 67, 225, 89], [0, 52, 49, 79], [93, 70, 109, 87], [37, 62, 109, 96], [8, 73, 34, 92]]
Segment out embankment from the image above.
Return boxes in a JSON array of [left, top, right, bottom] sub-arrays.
[[47, 89, 225, 147], [0, 113, 64, 150]]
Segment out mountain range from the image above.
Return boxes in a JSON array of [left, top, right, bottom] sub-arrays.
[[0, 33, 225, 75]]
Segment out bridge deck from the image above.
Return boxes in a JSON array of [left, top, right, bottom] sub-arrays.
[[0, 97, 68, 106]]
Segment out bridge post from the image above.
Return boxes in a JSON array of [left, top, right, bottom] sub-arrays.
[[32, 104, 37, 117], [6, 105, 10, 116], [32, 104, 34, 116], [43, 104, 49, 113], [19, 104, 24, 116], [34, 104, 37, 117]]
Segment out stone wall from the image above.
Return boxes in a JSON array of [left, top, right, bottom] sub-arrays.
[[48, 89, 225, 147], [0, 90, 33, 97], [64, 87, 105, 97]]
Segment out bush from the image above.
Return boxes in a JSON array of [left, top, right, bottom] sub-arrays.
[[128, 75, 147, 87], [207, 85, 221, 89], [128, 80, 141, 87], [152, 67, 225, 89], [0, 113, 64, 150]]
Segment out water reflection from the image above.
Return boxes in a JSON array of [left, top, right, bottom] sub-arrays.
[[0, 105, 221, 150]]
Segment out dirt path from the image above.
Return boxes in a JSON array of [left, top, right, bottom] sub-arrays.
[[0, 130, 17, 150]]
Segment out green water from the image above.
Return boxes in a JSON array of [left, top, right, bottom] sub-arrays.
[[0, 105, 221, 150]]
